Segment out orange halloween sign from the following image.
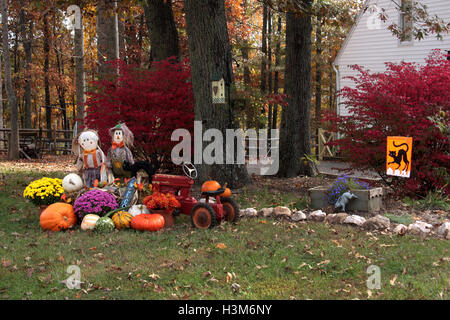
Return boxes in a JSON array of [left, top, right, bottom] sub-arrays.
[[386, 136, 412, 178]]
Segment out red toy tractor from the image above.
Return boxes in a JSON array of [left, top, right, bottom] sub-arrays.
[[151, 163, 240, 229]]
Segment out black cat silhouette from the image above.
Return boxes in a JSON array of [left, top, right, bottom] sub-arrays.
[[388, 142, 410, 172]]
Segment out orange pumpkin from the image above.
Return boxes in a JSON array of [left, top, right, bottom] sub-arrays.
[[40, 203, 77, 231], [131, 214, 165, 232], [201, 180, 221, 193], [220, 187, 232, 198]]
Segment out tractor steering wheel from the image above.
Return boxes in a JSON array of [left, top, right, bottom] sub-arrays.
[[182, 161, 198, 180]]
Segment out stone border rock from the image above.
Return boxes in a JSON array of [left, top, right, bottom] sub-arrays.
[[239, 207, 449, 240]]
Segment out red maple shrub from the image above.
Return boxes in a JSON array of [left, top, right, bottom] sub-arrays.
[[85, 57, 194, 163], [323, 50, 450, 197]]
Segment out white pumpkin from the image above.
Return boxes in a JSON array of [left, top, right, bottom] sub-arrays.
[[81, 214, 100, 231], [62, 173, 84, 193], [128, 204, 149, 217]]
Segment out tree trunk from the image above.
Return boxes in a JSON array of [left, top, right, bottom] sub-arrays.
[[1, 0, 19, 160], [267, 9, 272, 131], [43, 12, 52, 141], [19, 1, 33, 129], [137, 13, 144, 66], [241, 0, 251, 88], [272, 15, 281, 130], [314, 15, 323, 157], [184, 0, 250, 187], [143, 0, 179, 63], [0, 52, 3, 151], [118, 14, 126, 60], [279, 3, 313, 177], [72, 5, 86, 134], [260, 3, 267, 95], [97, 0, 119, 78]]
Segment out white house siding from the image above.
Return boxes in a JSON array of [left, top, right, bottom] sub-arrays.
[[334, 0, 450, 116]]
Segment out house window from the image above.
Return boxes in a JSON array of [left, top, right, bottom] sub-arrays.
[[399, 0, 413, 42]]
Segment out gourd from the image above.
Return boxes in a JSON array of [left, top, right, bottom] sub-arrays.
[[40, 203, 77, 231], [94, 217, 115, 233], [62, 174, 84, 193], [81, 214, 100, 231], [112, 211, 133, 230], [93, 206, 130, 233], [131, 214, 165, 232], [201, 180, 221, 193], [128, 204, 150, 217]]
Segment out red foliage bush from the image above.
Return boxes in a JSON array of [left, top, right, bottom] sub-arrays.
[[323, 50, 450, 196], [85, 57, 194, 162]]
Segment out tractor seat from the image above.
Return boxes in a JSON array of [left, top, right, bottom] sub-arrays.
[[201, 188, 225, 197]]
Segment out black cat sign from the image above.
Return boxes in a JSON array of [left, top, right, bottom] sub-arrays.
[[386, 136, 412, 178]]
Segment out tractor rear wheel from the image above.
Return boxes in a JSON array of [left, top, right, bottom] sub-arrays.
[[221, 197, 240, 223], [191, 203, 216, 229]]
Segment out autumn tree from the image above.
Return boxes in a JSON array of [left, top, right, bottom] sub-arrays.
[[1, 0, 19, 159], [19, 0, 33, 128], [184, 0, 251, 186], [143, 0, 179, 62], [278, 0, 313, 177], [97, 0, 119, 77]]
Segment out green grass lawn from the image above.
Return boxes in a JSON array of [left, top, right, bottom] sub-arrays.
[[0, 169, 448, 300]]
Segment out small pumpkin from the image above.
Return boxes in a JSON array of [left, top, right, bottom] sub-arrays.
[[128, 204, 150, 217], [131, 214, 165, 232], [40, 203, 77, 232], [62, 173, 84, 193], [94, 217, 115, 233], [201, 180, 221, 193], [112, 211, 133, 230], [81, 214, 100, 231], [220, 187, 232, 198]]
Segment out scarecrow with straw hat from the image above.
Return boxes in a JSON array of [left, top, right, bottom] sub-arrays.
[[106, 123, 135, 178]]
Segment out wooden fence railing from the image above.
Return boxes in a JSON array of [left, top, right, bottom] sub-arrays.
[[243, 128, 338, 162], [0, 128, 73, 158]]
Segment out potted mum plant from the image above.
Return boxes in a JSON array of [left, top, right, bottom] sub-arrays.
[[23, 177, 65, 214], [143, 192, 180, 227], [73, 189, 119, 221]]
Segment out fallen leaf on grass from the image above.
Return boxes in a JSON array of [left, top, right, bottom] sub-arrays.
[[1, 259, 11, 268], [149, 273, 160, 280], [298, 263, 313, 269], [380, 244, 396, 248], [255, 265, 268, 270], [202, 271, 211, 278], [390, 275, 398, 286], [317, 260, 330, 266], [216, 243, 227, 249]]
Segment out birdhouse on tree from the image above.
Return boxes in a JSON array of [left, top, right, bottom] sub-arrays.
[[211, 72, 226, 104]]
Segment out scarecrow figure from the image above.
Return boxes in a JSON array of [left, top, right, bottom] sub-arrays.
[[106, 123, 135, 178], [72, 129, 107, 188]]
